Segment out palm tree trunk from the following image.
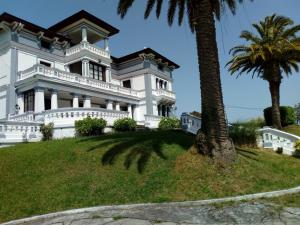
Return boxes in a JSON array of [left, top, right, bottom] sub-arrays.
[[193, 0, 236, 163], [269, 80, 282, 130]]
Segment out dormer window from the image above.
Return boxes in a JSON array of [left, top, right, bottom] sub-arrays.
[[89, 62, 105, 81], [41, 40, 51, 50]]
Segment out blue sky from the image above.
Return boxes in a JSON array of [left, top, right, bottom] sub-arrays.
[[1, 0, 299, 122]]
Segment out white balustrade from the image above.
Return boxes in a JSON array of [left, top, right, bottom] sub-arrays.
[[8, 112, 35, 122], [43, 108, 130, 126], [153, 89, 176, 99], [65, 42, 110, 59], [18, 65, 140, 98], [0, 122, 42, 144]]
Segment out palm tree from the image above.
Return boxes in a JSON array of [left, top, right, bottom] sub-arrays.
[[227, 14, 300, 130], [117, 0, 246, 164]]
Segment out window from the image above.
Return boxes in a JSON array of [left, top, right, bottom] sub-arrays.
[[158, 64, 164, 71], [40, 61, 51, 67], [89, 62, 105, 81], [24, 90, 34, 112], [123, 80, 131, 88], [41, 40, 51, 50]]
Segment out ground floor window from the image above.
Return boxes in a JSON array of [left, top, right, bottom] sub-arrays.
[[24, 90, 34, 112]]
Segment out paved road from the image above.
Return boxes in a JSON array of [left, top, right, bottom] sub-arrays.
[[3, 202, 300, 225]]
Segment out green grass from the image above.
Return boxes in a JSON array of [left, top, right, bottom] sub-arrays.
[[262, 193, 300, 207], [1, 130, 300, 222], [283, 124, 300, 136]]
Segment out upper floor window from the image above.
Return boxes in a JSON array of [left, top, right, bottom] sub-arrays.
[[123, 80, 131, 88], [89, 62, 105, 81], [40, 61, 51, 67], [41, 40, 51, 50]]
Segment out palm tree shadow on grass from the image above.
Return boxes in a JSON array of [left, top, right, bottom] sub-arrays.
[[236, 147, 259, 161], [84, 131, 194, 173]]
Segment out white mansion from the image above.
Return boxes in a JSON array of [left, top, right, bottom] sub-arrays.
[[0, 11, 179, 144]]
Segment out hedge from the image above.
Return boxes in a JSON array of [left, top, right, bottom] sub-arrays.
[[263, 106, 296, 127], [75, 117, 107, 136], [113, 118, 137, 132], [158, 117, 180, 130]]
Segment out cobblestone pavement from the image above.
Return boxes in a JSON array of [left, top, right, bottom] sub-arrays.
[[3, 202, 300, 225]]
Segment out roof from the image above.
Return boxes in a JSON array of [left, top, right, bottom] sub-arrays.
[[112, 48, 180, 69], [0, 12, 69, 42], [48, 10, 119, 37]]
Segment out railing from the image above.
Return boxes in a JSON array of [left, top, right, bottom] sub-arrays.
[[65, 41, 110, 59], [144, 114, 162, 128], [153, 89, 176, 99], [0, 121, 42, 144], [43, 107, 130, 126], [18, 65, 140, 98], [8, 112, 35, 122]]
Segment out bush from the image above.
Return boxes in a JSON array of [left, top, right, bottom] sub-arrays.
[[229, 121, 259, 147], [276, 147, 283, 154], [264, 106, 296, 127], [158, 117, 180, 130], [40, 123, 54, 141], [295, 140, 300, 150], [75, 116, 107, 137], [113, 118, 137, 132]]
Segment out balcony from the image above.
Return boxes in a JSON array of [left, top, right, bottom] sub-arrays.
[[17, 65, 140, 98], [65, 41, 110, 59], [152, 89, 176, 101]]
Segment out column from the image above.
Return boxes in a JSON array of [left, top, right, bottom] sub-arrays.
[[17, 93, 24, 114], [82, 59, 89, 77], [115, 102, 120, 111], [81, 26, 88, 42], [72, 93, 79, 108], [104, 37, 109, 51], [83, 96, 91, 108], [34, 87, 45, 113], [106, 100, 113, 110], [156, 79, 159, 89], [50, 89, 58, 110], [105, 66, 111, 83], [127, 104, 132, 118]]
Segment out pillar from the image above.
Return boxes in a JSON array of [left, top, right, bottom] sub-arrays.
[[81, 26, 88, 42], [17, 93, 24, 114], [115, 102, 120, 111], [51, 89, 58, 110], [105, 66, 111, 82], [82, 59, 89, 77], [72, 93, 79, 108], [34, 87, 45, 113], [106, 100, 113, 110], [104, 37, 109, 51], [83, 96, 91, 108], [127, 104, 132, 118]]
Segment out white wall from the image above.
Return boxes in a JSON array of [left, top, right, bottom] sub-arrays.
[[18, 51, 37, 72], [131, 75, 145, 90], [0, 90, 7, 119], [0, 49, 11, 85]]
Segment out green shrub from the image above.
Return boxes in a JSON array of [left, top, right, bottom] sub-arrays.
[[75, 116, 107, 136], [113, 118, 137, 132], [295, 140, 300, 150], [264, 106, 296, 127], [229, 121, 259, 147], [158, 117, 180, 130], [40, 123, 54, 141]]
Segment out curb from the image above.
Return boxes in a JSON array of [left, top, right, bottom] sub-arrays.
[[2, 185, 300, 225]]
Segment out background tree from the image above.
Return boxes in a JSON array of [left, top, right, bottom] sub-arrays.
[[228, 14, 300, 130], [117, 0, 246, 164]]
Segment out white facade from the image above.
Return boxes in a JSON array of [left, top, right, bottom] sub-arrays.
[[258, 127, 300, 155], [0, 11, 179, 144], [181, 113, 202, 135]]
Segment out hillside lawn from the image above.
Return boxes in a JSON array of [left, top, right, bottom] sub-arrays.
[[1, 130, 300, 222], [283, 124, 300, 136]]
